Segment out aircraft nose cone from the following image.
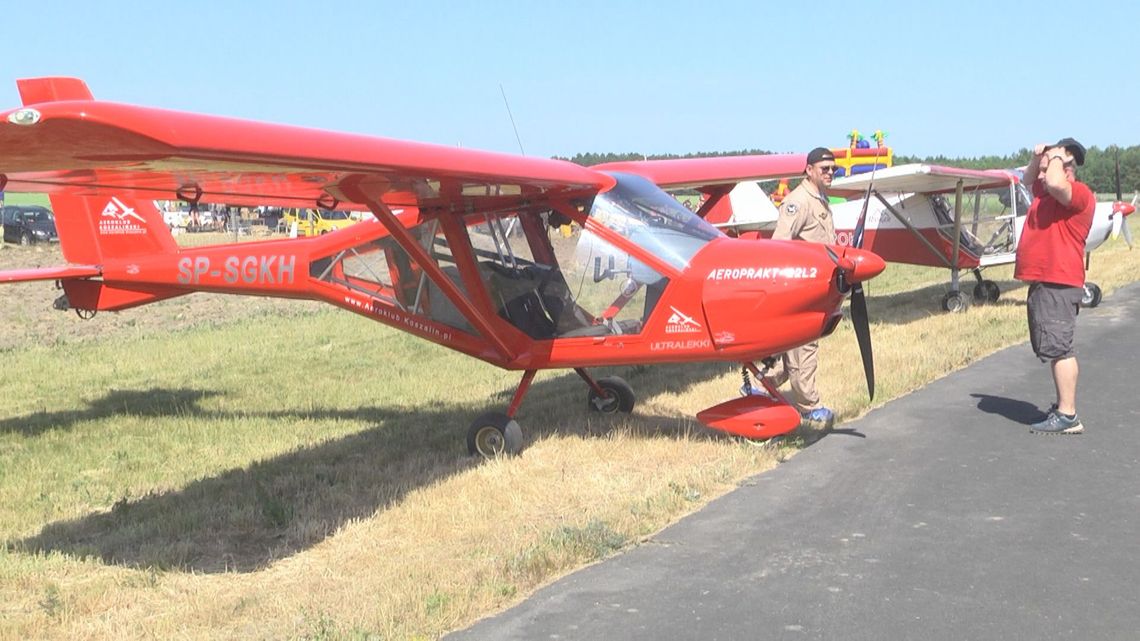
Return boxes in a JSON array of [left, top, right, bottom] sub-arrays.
[[1120, 202, 1136, 217], [845, 246, 886, 283]]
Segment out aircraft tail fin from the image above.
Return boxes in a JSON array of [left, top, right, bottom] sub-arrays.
[[17, 77, 94, 105], [49, 193, 180, 265]]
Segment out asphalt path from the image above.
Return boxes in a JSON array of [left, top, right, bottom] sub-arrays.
[[448, 282, 1140, 641]]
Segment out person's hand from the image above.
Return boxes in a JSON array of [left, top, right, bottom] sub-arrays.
[[1034, 143, 1048, 156], [1046, 148, 1072, 163]]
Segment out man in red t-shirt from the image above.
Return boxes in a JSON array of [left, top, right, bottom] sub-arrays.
[[1015, 137, 1095, 435]]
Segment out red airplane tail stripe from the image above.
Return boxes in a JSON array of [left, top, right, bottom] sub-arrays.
[[48, 193, 179, 264]]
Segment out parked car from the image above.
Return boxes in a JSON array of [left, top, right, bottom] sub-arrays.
[[1, 205, 59, 245]]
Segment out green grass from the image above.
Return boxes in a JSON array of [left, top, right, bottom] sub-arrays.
[[1, 193, 50, 207], [1, 235, 1138, 640]]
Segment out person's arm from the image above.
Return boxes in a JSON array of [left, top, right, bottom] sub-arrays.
[[1024, 143, 1047, 188], [772, 201, 804, 240], [1042, 150, 1074, 206]]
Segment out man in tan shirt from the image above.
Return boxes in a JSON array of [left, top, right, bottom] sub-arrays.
[[767, 147, 839, 426]]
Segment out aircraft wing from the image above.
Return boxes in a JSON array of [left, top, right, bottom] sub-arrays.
[[830, 163, 1016, 197], [592, 155, 807, 191], [0, 77, 612, 212]]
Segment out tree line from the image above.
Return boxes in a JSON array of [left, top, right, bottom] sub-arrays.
[[558, 145, 1140, 195]]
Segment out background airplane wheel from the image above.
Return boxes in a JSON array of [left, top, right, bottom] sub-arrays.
[[941, 291, 970, 313], [1081, 282, 1102, 308], [587, 376, 635, 413], [972, 280, 1000, 304], [466, 412, 523, 458]]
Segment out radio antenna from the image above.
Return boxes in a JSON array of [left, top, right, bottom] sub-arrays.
[[500, 84, 526, 155]]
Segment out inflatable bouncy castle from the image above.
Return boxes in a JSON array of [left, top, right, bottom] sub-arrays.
[[832, 129, 892, 178]]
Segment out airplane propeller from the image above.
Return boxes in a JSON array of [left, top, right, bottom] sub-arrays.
[[848, 185, 875, 400], [823, 177, 877, 401], [1112, 150, 1135, 248]]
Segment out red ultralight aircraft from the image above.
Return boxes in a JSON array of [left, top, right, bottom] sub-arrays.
[[0, 77, 884, 456]]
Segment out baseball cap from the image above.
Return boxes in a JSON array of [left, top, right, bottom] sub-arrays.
[[806, 147, 836, 166], [1048, 137, 1086, 166]]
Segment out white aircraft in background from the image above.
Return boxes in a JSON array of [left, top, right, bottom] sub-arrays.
[[704, 163, 1135, 312]]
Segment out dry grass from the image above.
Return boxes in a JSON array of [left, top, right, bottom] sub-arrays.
[[1, 235, 1138, 640]]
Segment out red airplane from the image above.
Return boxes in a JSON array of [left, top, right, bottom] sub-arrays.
[[0, 77, 884, 456]]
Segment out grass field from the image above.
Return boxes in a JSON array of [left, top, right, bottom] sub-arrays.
[[1, 233, 1138, 640]]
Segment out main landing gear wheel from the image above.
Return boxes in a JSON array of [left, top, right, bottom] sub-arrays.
[[587, 376, 636, 414], [1081, 282, 1103, 308], [972, 280, 1000, 304], [466, 412, 524, 458], [941, 290, 970, 313]]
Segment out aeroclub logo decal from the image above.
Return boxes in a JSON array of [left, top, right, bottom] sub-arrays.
[[665, 306, 702, 334], [99, 197, 148, 235]]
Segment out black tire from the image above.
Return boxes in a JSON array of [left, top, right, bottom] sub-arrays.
[[972, 280, 1000, 304], [19, 231, 32, 246], [1081, 282, 1102, 308], [466, 412, 524, 458], [941, 291, 970, 313], [587, 376, 636, 413]]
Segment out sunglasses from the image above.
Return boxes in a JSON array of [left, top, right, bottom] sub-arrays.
[[817, 165, 839, 174]]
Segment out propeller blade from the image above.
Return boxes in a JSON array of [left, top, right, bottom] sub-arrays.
[[1112, 208, 1123, 239], [850, 284, 875, 400], [1124, 217, 1134, 249]]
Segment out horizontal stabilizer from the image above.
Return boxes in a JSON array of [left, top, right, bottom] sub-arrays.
[[0, 265, 100, 283]]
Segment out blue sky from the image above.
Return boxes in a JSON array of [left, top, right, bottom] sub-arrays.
[[2, 0, 1135, 159]]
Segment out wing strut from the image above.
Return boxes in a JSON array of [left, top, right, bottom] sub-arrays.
[[338, 180, 514, 361], [949, 178, 965, 293], [871, 191, 955, 268]]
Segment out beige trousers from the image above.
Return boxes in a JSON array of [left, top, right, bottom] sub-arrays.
[[765, 340, 821, 413]]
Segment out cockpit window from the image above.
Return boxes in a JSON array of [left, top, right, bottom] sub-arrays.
[[589, 172, 723, 271]]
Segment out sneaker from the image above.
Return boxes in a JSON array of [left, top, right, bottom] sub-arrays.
[[801, 407, 835, 426], [1030, 411, 1083, 435]]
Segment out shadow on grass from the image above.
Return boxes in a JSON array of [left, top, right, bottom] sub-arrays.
[[864, 279, 1025, 326], [8, 362, 748, 574], [0, 388, 224, 436]]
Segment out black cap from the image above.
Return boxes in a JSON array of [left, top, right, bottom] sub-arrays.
[[806, 147, 836, 166], [1048, 137, 1086, 166]]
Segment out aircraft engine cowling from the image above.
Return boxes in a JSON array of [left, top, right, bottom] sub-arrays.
[[693, 238, 845, 354]]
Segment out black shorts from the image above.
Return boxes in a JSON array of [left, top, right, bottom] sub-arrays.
[[1027, 282, 1082, 362]]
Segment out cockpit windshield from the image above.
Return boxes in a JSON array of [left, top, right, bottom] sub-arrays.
[[588, 172, 723, 271]]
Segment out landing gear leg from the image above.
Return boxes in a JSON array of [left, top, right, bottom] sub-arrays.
[[466, 370, 534, 458]]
